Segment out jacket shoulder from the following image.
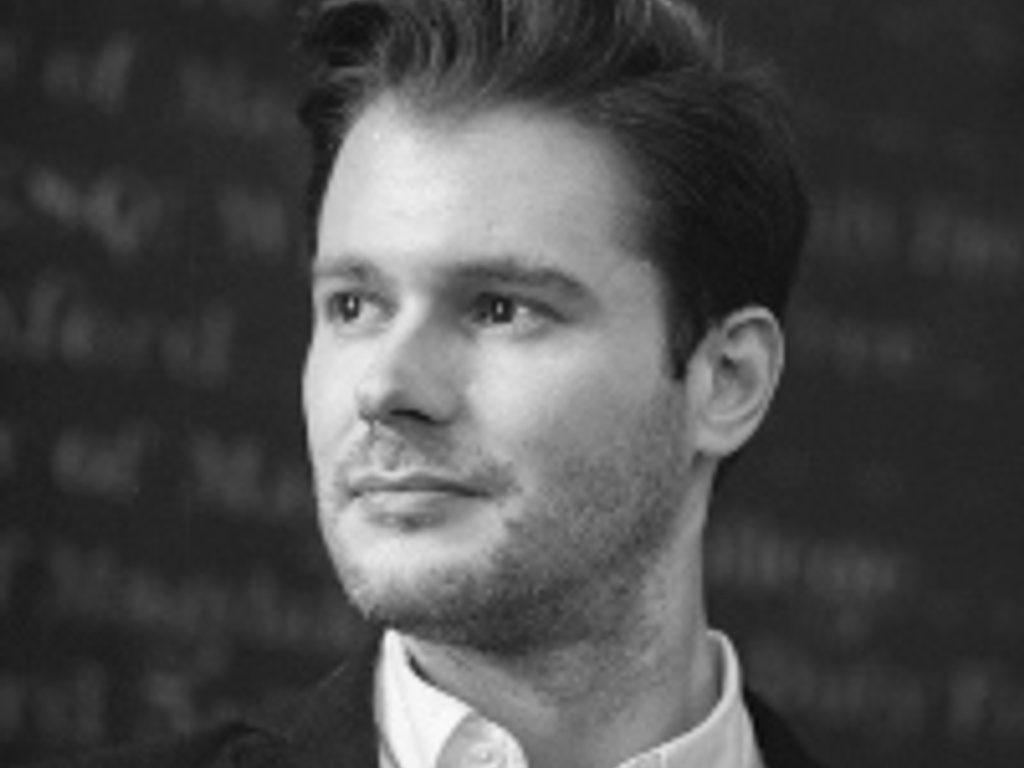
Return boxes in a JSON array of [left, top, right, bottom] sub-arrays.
[[745, 689, 828, 768], [29, 631, 384, 768], [29, 722, 285, 768]]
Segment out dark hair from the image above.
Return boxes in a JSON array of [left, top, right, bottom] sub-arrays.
[[299, 0, 809, 356]]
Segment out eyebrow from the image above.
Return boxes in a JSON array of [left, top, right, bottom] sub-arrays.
[[309, 256, 379, 284], [446, 256, 590, 301], [310, 253, 592, 302]]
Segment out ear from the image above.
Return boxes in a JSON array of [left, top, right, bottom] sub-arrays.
[[686, 307, 785, 459]]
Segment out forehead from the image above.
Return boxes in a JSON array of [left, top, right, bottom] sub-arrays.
[[315, 97, 647, 283]]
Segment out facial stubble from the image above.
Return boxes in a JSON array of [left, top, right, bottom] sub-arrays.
[[321, 390, 694, 658]]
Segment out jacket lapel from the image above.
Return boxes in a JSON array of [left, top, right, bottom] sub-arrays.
[[745, 688, 824, 768], [246, 626, 384, 768]]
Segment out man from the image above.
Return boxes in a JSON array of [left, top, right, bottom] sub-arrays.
[[55, 0, 821, 766]]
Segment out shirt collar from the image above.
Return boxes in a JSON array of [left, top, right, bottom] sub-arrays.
[[377, 630, 473, 767], [375, 628, 762, 768]]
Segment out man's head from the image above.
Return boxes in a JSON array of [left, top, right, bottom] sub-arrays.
[[299, 0, 807, 653], [300, 0, 809, 361]]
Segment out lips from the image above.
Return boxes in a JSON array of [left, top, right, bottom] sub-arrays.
[[342, 471, 488, 530], [347, 471, 487, 499]]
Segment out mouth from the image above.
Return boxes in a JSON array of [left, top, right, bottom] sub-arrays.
[[348, 471, 486, 498], [343, 471, 489, 529]]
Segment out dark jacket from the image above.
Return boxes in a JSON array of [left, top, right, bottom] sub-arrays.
[[49, 632, 825, 768]]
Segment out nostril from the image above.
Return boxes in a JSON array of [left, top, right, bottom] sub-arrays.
[[354, 360, 454, 426], [353, 324, 463, 426]]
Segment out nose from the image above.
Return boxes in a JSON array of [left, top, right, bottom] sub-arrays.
[[354, 316, 462, 427]]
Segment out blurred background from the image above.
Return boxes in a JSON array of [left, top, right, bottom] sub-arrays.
[[2, 0, 1022, 765]]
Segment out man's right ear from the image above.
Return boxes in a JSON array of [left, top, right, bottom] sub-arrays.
[[683, 307, 785, 460]]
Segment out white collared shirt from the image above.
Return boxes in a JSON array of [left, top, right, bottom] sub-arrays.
[[374, 629, 764, 768]]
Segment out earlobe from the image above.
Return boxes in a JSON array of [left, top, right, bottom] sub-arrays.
[[690, 307, 785, 458]]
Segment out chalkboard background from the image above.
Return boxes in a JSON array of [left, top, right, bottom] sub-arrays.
[[2, 1, 1022, 766]]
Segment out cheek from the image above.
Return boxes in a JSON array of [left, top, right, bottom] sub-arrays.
[[476, 352, 666, 471], [302, 341, 357, 458]]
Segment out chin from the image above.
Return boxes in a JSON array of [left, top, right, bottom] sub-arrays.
[[337, 554, 482, 642], [336, 549, 619, 656], [340, 554, 486, 625]]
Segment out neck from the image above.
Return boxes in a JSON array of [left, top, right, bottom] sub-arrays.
[[404, 537, 718, 768]]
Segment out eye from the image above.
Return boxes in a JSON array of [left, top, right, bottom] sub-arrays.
[[325, 291, 364, 323], [471, 294, 520, 325], [320, 289, 387, 333], [467, 292, 552, 335]]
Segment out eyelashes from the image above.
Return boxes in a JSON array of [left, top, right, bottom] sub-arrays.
[[318, 287, 561, 339]]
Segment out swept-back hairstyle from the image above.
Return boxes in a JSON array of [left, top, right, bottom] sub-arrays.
[[299, 0, 809, 356]]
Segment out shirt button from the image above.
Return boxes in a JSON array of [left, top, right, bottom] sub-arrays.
[[470, 744, 502, 767]]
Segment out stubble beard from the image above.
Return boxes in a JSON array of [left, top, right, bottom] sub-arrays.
[[323, 395, 694, 659]]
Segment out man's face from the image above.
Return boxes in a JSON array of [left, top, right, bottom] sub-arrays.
[[304, 98, 702, 652]]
